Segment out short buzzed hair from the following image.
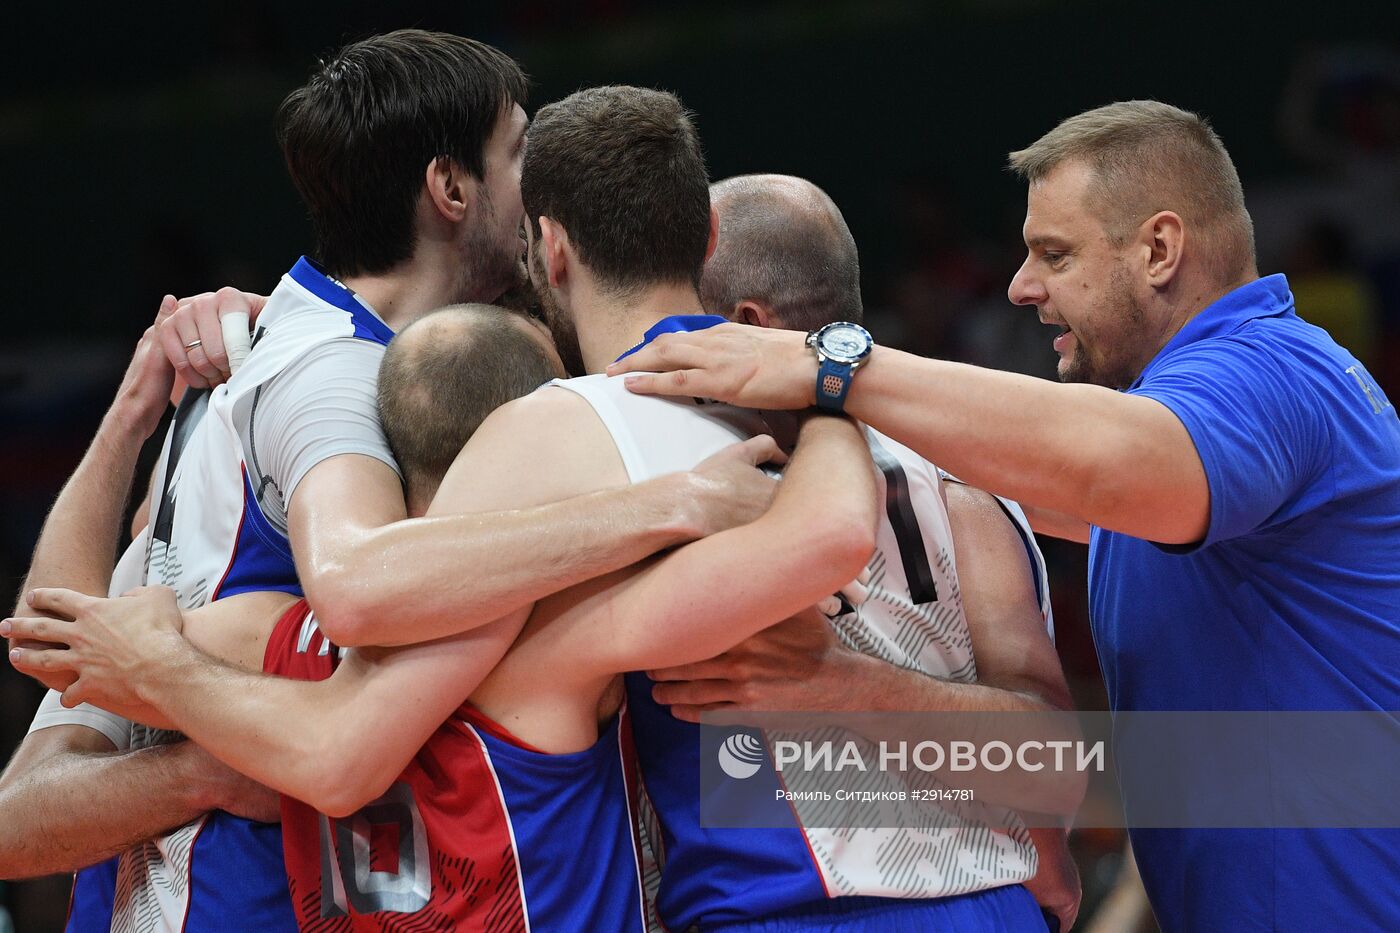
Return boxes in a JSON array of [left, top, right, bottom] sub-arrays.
[[377, 305, 560, 499], [1008, 100, 1255, 283], [701, 174, 861, 333]]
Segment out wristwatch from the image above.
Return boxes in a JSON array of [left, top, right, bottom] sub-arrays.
[[807, 321, 874, 413]]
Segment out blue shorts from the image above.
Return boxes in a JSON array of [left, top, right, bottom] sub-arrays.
[[708, 884, 1048, 932]]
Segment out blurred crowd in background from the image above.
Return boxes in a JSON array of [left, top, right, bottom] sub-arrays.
[[3, 2, 1396, 930]]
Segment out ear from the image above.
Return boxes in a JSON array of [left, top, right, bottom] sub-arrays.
[[1142, 211, 1185, 288], [425, 157, 471, 223], [704, 205, 720, 263], [538, 216, 568, 289], [734, 300, 775, 328]]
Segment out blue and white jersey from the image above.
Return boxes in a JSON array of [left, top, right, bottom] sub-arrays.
[[552, 315, 1039, 932], [62, 257, 397, 933]]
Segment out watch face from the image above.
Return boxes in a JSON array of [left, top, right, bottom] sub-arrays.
[[819, 323, 871, 363]]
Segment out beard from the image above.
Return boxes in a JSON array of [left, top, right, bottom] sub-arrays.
[[530, 241, 587, 377], [458, 187, 527, 304], [1058, 262, 1148, 390]]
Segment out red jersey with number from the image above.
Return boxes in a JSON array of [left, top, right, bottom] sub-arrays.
[[262, 599, 647, 932]]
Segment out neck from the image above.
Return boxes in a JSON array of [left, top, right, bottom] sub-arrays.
[[1129, 267, 1259, 385], [342, 246, 475, 334], [1160, 267, 1258, 345], [574, 280, 706, 373]]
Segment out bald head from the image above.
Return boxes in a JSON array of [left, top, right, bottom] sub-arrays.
[[701, 174, 862, 332], [377, 304, 564, 514]]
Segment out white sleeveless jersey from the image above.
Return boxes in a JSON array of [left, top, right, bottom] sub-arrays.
[[98, 257, 395, 933], [552, 372, 1038, 923]]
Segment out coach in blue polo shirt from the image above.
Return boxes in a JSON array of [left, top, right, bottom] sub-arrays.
[[611, 100, 1400, 931]]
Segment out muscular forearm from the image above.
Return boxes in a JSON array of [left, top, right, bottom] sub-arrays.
[[836, 650, 1085, 813], [847, 347, 1202, 542], [846, 649, 1060, 715], [17, 408, 147, 612], [0, 736, 213, 878], [133, 641, 356, 806], [318, 472, 708, 647], [133, 623, 515, 816]]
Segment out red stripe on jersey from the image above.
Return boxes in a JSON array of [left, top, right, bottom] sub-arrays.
[[616, 707, 649, 933], [457, 705, 546, 754], [265, 604, 529, 930]]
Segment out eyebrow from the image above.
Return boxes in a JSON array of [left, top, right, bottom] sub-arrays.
[[1025, 234, 1071, 250]]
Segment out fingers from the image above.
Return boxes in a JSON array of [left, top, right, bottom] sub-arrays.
[[8, 642, 78, 676], [155, 294, 179, 327], [838, 574, 870, 608], [159, 288, 250, 386], [647, 659, 728, 682], [183, 295, 230, 383], [609, 334, 699, 376], [621, 369, 712, 399], [666, 703, 734, 724], [26, 587, 97, 620], [730, 434, 786, 468], [816, 595, 841, 617], [2, 615, 79, 646], [651, 678, 738, 708], [243, 291, 270, 324], [159, 312, 209, 389]]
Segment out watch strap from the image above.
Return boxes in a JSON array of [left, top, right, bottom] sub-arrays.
[[815, 357, 853, 413]]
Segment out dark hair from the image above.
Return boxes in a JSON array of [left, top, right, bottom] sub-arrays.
[[522, 85, 710, 294], [377, 305, 559, 497], [277, 30, 527, 279], [701, 174, 862, 332]]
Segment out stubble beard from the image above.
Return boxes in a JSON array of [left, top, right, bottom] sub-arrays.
[[530, 241, 587, 378], [458, 187, 526, 304], [1058, 264, 1148, 391]]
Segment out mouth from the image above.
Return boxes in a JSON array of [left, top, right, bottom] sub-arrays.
[[1040, 317, 1075, 355]]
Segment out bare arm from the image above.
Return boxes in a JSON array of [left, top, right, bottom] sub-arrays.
[[290, 444, 774, 648], [7, 587, 526, 819], [6, 388, 783, 816], [609, 324, 1209, 544], [646, 481, 1083, 813], [0, 721, 275, 879], [534, 414, 878, 678], [1019, 502, 1091, 545], [11, 315, 174, 648], [0, 310, 277, 880]]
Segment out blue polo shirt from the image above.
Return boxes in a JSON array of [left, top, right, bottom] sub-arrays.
[[1089, 274, 1400, 930]]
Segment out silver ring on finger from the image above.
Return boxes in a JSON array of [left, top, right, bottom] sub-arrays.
[[184, 339, 203, 352]]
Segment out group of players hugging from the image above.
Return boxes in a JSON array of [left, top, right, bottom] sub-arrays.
[[3, 30, 1082, 933]]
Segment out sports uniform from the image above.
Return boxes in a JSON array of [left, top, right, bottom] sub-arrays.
[[30, 257, 398, 932], [551, 314, 1047, 931], [262, 599, 649, 932]]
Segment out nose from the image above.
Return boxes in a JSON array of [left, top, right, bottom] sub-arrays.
[[1007, 256, 1045, 307]]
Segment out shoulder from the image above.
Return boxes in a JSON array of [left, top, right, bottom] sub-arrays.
[[432, 385, 627, 515]]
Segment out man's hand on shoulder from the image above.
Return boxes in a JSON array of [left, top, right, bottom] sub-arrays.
[[607, 323, 816, 410], [157, 287, 269, 388], [683, 435, 783, 538]]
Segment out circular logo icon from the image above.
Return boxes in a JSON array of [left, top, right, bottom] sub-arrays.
[[717, 732, 766, 780]]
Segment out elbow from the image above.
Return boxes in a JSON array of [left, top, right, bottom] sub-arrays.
[[303, 744, 393, 819], [819, 513, 878, 593], [302, 567, 378, 648]]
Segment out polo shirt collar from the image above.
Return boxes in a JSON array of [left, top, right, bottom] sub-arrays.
[[1132, 273, 1294, 389], [615, 314, 729, 362]]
